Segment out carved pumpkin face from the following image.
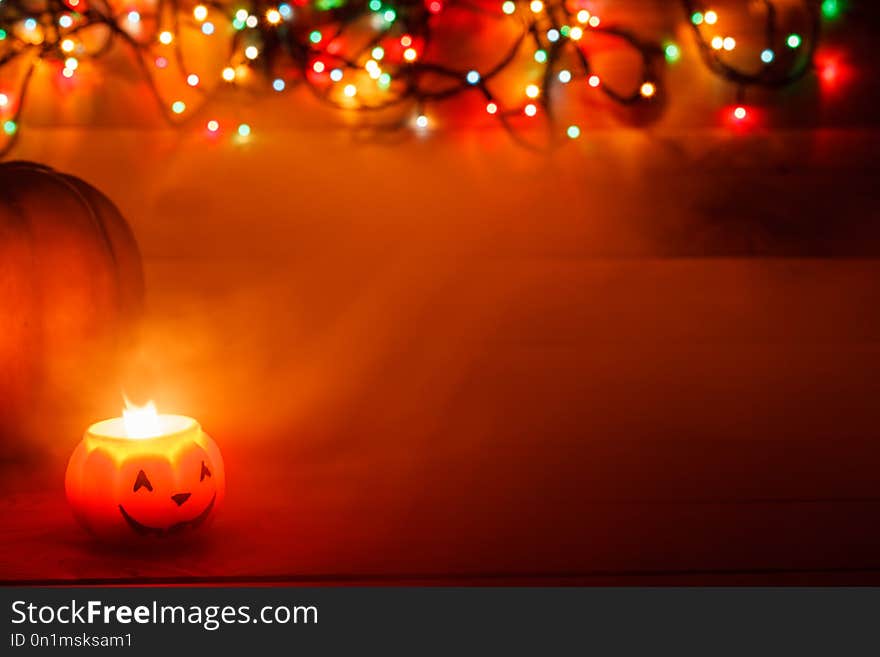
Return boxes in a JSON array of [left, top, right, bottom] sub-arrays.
[[65, 416, 225, 542]]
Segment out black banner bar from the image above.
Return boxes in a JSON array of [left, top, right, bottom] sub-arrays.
[[2, 587, 878, 654]]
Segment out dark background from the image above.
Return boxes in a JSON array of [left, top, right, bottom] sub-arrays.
[[1, 1, 879, 584]]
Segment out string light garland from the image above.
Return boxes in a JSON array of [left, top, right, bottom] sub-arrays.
[[684, 1, 820, 90], [0, 1, 842, 153], [684, 0, 832, 125]]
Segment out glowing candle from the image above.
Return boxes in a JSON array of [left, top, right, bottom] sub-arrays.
[[65, 402, 225, 542]]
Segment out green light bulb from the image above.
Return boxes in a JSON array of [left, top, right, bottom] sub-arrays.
[[821, 0, 841, 20]]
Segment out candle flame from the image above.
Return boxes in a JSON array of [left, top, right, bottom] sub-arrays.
[[122, 400, 162, 439]]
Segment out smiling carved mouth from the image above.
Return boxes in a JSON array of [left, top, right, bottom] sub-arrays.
[[118, 493, 216, 537]]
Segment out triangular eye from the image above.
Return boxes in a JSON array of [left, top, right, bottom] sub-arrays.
[[133, 470, 153, 493], [200, 461, 212, 481]]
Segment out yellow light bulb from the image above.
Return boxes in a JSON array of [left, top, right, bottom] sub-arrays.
[[193, 5, 208, 22]]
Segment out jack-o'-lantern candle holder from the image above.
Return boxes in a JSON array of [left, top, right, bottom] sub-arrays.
[[65, 403, 225, 542]]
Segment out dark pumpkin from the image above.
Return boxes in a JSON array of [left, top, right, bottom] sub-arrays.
[[0, 161, 144, 457]]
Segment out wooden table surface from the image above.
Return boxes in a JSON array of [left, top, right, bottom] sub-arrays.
[[3, 249, 880, 584]]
